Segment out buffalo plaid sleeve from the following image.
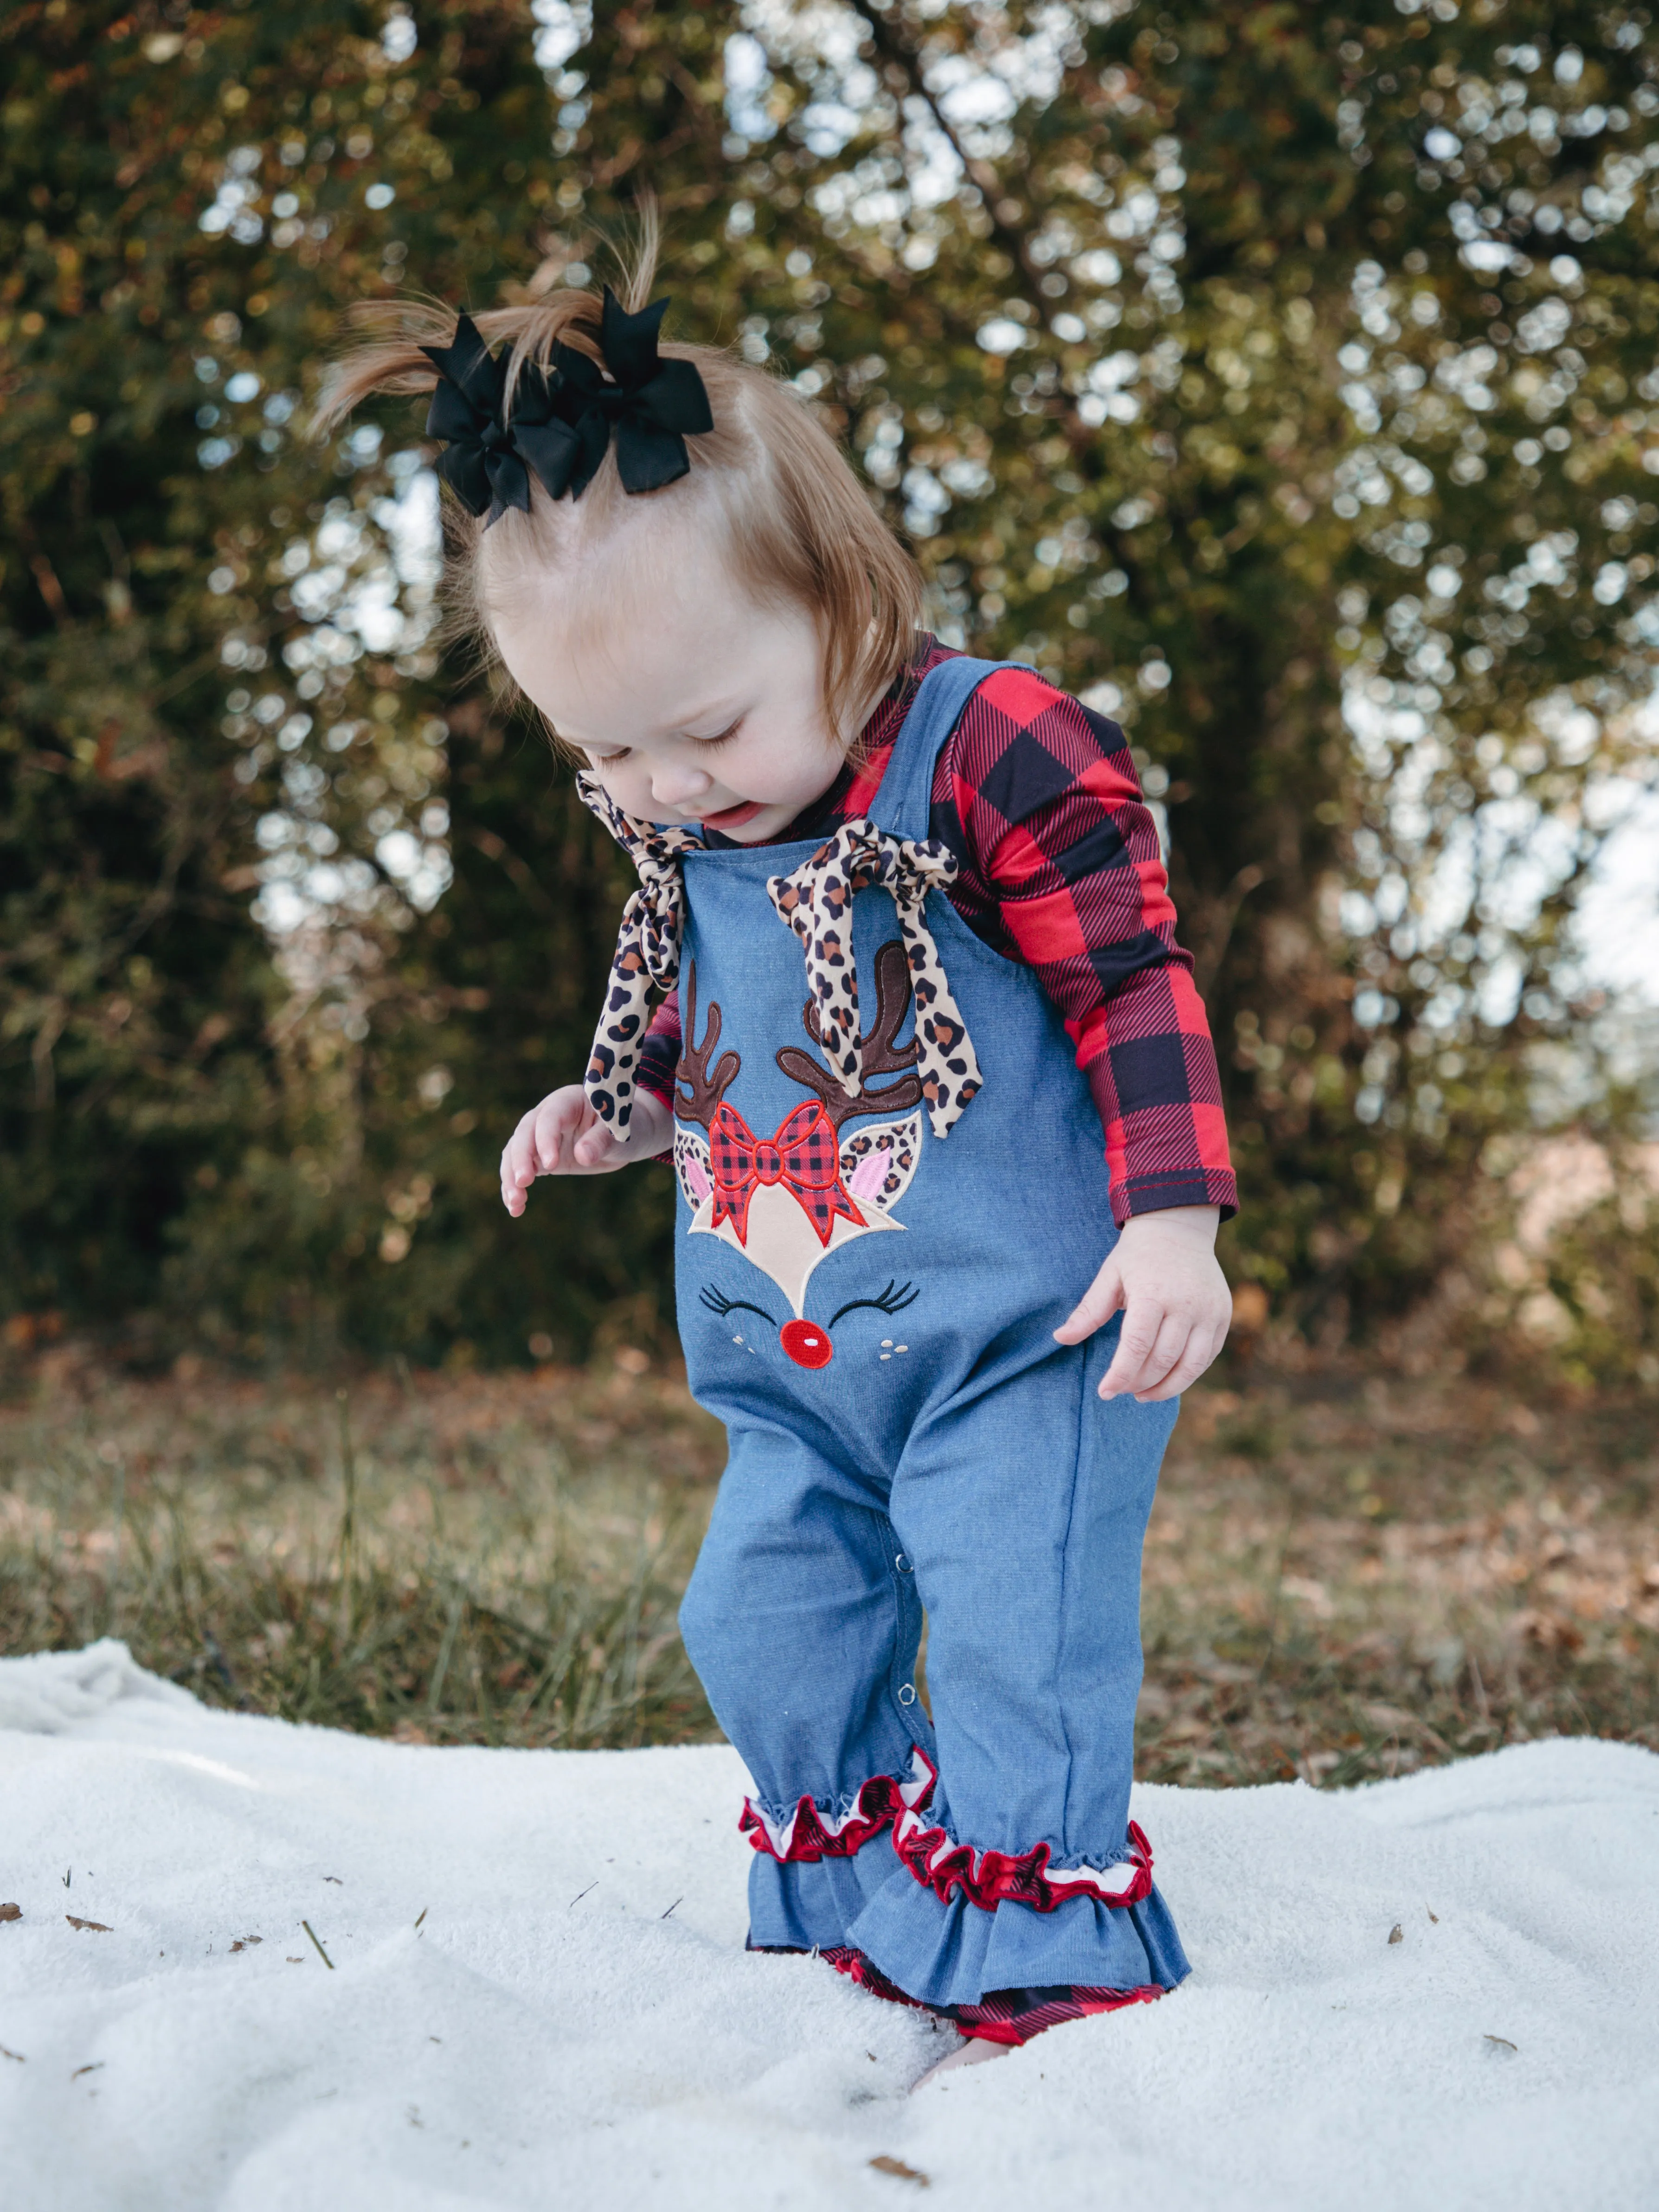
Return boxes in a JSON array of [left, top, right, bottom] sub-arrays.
[[636, 989, 682, 1110], [932, 666, 1237, 1226]]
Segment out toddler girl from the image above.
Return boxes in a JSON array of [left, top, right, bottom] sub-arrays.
[[326, 244, 1236, 2066]]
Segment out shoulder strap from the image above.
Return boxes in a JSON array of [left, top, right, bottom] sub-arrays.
[[867, 655, 1029, 844]]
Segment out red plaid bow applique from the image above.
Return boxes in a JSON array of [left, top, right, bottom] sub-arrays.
[[709, 1101, 862, 1247]]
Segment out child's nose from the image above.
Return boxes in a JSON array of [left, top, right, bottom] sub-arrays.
[[652, 761, 714, 807]]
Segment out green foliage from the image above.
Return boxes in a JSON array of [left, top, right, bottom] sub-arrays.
[[1, 0, 694, 1359], [2, 2, 1655, 1366]]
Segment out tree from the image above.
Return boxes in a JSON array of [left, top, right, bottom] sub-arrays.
[[4, 0, 1655, 1370], [1, 1, 712, 1358], [701, 0, 1659, 1341]]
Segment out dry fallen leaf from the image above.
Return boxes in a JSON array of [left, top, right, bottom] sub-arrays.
[[0, 2045, 24, 2063], [229, 1936, 263, 1953], [870, 2156, 930, 2187], [1388, 1924, 1403, 1945], [71, 2063, 103, 2081], [1484, 2034, 1518, 2054], [1427, 1907, 1439, 1924], [65, 1915, 112, 1934], [0, 1903, 20, 1923]]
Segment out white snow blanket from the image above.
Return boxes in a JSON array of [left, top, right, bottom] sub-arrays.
[[1, 1641, 1656, 2211]]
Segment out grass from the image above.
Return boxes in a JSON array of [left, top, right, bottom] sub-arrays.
[[2, 1344, 1656, 1786], [1142, 1373, 1659, 1785], [0, 1352, 719, 1750]]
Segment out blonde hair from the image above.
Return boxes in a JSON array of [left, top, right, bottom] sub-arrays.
[[315, 225, 926, 747]]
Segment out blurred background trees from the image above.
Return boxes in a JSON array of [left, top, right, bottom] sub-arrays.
[[3, 0, 1656, 1378]]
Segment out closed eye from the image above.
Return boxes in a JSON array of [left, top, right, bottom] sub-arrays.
[[691, 717, 743, 750], [700, 1284, 780, 1326], [828, 1281, 919, 1326]]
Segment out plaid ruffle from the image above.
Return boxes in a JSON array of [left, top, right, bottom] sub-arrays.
[[889, 1747, 1155, 1914], [739, 1765, 911, 1862]]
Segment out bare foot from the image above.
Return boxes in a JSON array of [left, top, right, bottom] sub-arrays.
[[910, 2034, 1012, 2091]]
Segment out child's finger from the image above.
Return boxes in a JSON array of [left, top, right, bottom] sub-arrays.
[[1126, 1309, 1197, 1401], [1054, 1255, 1125, 1344], [1106, 1306, 1184, 1399], [1098, 1295, 1164, 1397], [571, 1119, 618, 1169], [499, 1138, 528, 1216], [532, 1097, 577, 1175], [502, 1114, 540, 1190], [1132, 1319, 1217, 1402]]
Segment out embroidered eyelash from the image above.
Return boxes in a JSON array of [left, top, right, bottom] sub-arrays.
[[828, 1280, 919, 1327], [698, 1284, 780, 1326]]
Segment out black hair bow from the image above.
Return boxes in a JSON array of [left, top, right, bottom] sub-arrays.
[[421, 290, 713, 524]]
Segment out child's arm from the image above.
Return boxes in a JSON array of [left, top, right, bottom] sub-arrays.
[[500, 1084, 672, 1215], [934, 666, 1237, 1401]]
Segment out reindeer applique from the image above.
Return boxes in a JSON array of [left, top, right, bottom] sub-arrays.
[[673, 941, 926, 1369]]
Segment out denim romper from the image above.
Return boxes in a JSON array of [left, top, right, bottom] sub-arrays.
[[585, 656, 1189, 2008]]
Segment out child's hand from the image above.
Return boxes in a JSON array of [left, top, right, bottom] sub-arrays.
[[500, 1085, 672, 1215], [1054, 1205, 1231, 1402]]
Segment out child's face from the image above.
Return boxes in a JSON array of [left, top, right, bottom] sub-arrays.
[[492, 548, 850, 843]]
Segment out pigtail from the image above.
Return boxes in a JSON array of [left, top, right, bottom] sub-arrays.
[[313, 209, 662, 435], [310, 290, 594, 437]]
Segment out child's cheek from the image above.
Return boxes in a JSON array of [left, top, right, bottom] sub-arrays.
[[602, 768, 651, 814]]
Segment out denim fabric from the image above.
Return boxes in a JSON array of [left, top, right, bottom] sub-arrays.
[[671, 657, 1190, 2007]]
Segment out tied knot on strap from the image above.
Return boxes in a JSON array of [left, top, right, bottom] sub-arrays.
[[421, 289, 713, 526], [577, 775, 702, 1132], [768, 821, 982, 1139]]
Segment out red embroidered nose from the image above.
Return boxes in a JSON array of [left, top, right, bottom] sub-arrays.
[[780, 1319, 833, 1369]]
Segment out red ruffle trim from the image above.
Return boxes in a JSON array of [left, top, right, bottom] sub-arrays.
[[739, 1768, 908, 1863], [742, 1748, 1155, 1914], [891, 1749, 1155, 1913]]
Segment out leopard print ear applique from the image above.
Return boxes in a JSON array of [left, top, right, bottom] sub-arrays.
[[768, 821, 982, 1138]]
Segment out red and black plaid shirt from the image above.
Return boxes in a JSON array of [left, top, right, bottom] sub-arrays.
[[637, 639, 1237, 1226]]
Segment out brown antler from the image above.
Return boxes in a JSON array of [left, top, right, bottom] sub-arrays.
[[674, 960, 740, 1129], [776, 939, 925, 1132]]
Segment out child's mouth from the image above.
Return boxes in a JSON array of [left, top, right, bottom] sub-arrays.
[[699, 799, 765, 831]]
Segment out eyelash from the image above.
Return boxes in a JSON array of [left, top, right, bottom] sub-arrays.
[[588, 718, 741, 769]]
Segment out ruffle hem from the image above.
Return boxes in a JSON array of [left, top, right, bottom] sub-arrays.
[[741, 1747, 1190, 2011]]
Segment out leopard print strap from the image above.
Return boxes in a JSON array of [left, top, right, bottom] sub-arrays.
[[575, 774, 702, 1132], [768, 820, 982, 1138]]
